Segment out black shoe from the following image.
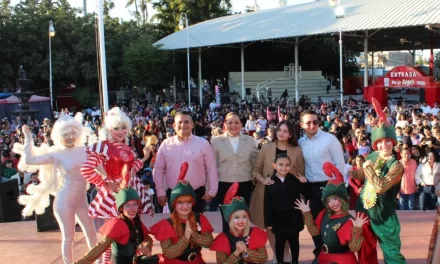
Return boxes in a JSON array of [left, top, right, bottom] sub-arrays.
[[283, 262, 291, 264], [310, 258, 319, 264]]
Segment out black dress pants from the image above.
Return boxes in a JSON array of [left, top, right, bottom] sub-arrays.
[[274, 231, 300, 264], [307, 181, 327, 258]]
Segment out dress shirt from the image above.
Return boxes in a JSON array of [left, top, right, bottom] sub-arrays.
[[153, 135, 218, 197], [399, 159, 418, 194], [228, 135, 239, 153], [298, 129, 345, 182], [415, 162, 440, 186]]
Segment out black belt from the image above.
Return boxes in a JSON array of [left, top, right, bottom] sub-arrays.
[[176, 250, 201, 262], [322, 244, 349, 254], [310, 181, 327, 186]]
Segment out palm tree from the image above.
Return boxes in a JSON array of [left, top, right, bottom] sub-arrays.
[[104, 0, 114, 15], [125, 0, 140, 22], [139, 0, 151, 23]]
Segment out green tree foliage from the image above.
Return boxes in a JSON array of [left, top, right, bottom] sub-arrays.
[[122, 37, 174, 91], [0, 0, 173, 100], [434, 51, 440, 68], [151, 0, 232, 39]]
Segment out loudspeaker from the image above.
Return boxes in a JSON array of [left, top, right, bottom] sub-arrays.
[[420, 89, 426, 103], [36, 195, 59, 232], [246, 88, 251, 95], [0, 178, 21, 222]]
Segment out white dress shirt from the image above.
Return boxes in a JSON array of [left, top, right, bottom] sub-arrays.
[[415, 162, 440, 186], [299, 129, 346, 182]]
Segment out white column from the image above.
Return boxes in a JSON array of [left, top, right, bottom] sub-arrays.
[[295, 37, 299, 103], [186, 22, 190, 106], [97, 0, 109, 112], [198, 47, 202, 106], [338, 18, 343, 107], [49, 34, 53, 110], [364, 32, 368, 88], [241, 43, 245, 100]]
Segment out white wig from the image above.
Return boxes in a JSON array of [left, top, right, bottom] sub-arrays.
[[104, 107, 132, 132], [50, 112, 84, 147]]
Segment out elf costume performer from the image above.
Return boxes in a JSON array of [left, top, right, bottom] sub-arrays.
[[427, 192, 440, 263], [150, 162, 214, 264], [75, 187, 155, 264], [295, 162, 368, 264], [353, 98, 406, 264], [210, 182, 268, 264]]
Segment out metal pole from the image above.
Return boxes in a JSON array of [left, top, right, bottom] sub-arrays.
[[295, 37, 299, 103], [83, 0, 87, 16], [241, 43, 245, 100], [338, 18, 343, 107], [371, 51, 375, 83], [98, 0, 109, 112], [198, 47, 202, 106], [364, 32, 368, 88], [430, 31, 434, 76], [173, 51, 177, 101], [49, 33, 53, 111], [186, 18, 191, 107]]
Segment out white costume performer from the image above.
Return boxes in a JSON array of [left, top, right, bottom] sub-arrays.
[[14, 113, 99, 264]]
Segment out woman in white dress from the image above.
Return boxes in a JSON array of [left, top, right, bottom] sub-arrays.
[[14, 113, 99, 264]]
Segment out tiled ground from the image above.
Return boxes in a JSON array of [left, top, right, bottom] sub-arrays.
[[0, 211, 436, 264]]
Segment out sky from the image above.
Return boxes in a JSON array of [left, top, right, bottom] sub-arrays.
[[8, 0, 434, 57], [10, 0, 312, 22]]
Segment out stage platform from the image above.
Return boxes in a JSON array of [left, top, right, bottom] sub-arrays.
[[0, 211, 437, 264]]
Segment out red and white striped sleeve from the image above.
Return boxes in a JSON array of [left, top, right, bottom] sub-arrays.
[[81, 142, 109, 187], [132, 159, 144, 173]]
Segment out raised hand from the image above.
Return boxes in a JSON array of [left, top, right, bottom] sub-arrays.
[[351, 212, 369, 228], [294, 198, 310, 212], [184, 220, 192, 240], [234, 242, 245, 255], [295, 173, 308, 183], [22, 125, 31, 135], [142, 145, 152, 159], [363, 160, 373, 168], [237, 241, 248, 253]]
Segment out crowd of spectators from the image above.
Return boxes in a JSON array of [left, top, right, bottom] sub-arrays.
[[1, 95, 440, 215]]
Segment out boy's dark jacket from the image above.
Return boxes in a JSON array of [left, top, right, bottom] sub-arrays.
[[264, 173, 306, 234]]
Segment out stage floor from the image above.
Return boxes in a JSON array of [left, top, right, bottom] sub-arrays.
[[0, 211, 436, 264]]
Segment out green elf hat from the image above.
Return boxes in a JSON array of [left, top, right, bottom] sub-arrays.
[[115, 187, 141, 210], [221, 182, 249, 222], [370, 98, 397, 151], [170, 162, 196, 207], [321, 162, 349, 204]]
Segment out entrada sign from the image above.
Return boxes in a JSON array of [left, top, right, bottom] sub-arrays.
[[390, 71, 418, 78]]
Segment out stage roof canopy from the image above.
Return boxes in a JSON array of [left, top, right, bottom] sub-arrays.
[[155, 0, 440, 52]]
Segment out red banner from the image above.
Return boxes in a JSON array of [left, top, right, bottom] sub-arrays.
[[380, 66, 434, 88]]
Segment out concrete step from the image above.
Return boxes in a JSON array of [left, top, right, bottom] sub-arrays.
[[229, 71, 324, 79]]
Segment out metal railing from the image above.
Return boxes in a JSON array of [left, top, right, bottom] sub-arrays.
[[255, 63, 302, 102]]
